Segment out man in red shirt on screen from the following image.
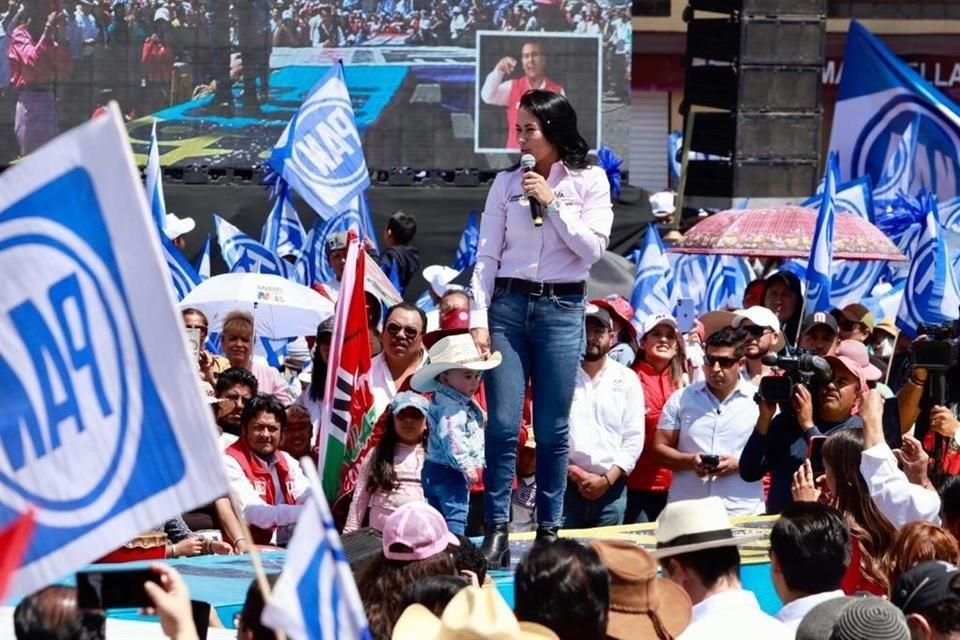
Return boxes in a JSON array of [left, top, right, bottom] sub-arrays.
[[480, 40, 564, 150]]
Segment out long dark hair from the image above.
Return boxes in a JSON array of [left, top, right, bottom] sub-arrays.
[[368, 411, 426, 493], [519, 90, 590, 170], [823, 428, 896, 593]]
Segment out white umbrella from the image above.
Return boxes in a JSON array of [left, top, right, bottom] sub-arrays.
[[179, 273, 334, 339]]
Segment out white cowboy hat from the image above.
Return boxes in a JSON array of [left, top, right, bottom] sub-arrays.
[[410, 334, 502, 393], [422, 264, 463, 298], [654, 497, 763, 559], [393, 586, 558, 640], [163, 212, 195, 240]]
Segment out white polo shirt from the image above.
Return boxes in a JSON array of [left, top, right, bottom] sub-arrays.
[[568, 358, 646, 476], [680, 590, 791, 640], [658, 379, 763, 515]]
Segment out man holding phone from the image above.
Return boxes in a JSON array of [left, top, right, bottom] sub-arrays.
[[739, 342, 870, 514], [182, 308, 230, 387], [653, 328, 763, 515]]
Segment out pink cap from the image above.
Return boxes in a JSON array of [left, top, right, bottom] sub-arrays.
[[835, 339, 883, 382], [382, 502, 460, 561], [826, 340, 881, 390]]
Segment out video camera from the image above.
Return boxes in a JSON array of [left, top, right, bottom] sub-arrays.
[[757, 351, 834, 404], [912, 321, 960, 372]]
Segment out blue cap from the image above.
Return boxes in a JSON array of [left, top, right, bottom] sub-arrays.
[[390, 391, 430, 415]]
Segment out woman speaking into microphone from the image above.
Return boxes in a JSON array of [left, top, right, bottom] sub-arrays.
[[469, 90, 613, 566]]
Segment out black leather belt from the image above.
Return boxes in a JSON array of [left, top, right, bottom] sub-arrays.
[[495, 277, 585, 297]]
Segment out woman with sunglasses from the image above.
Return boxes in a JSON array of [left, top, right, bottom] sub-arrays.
[[469, 90, 613, 566]]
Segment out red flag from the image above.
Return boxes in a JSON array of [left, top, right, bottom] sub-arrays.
[[317, 233, 378, 501], [0, 511, 36, 601]]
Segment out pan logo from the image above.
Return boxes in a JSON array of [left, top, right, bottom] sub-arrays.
[[289, 95, 367, 189], [901, 234, 937, 327], [0, 217, 142, 527], [851, 94, 960, 201]]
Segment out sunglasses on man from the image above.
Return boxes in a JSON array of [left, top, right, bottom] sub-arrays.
[[386, 322, 420, 339], [704, 355, 740, 368]]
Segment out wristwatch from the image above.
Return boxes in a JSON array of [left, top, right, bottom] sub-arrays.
[[545, 198, 561, 216]]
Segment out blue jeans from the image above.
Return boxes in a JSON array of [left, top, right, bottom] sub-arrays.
[[422, 460, 469, 535], [484, 289, 585, 527], [563, 477, 627, 529]]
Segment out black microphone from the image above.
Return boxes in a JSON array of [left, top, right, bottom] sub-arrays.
[[520, 153, 543, 228]]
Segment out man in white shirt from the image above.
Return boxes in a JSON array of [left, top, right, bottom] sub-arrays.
[[564, 305, 645, 528], [769, 502, 849, 632], [370, 303, 428, 422], [223, 394, 309, 546], [653, 327, 763, 515], [655, 497, 790, 640]]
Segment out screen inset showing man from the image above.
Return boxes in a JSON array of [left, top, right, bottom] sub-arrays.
[[476, 32, 601, 153], [481, 41, 565, 150]]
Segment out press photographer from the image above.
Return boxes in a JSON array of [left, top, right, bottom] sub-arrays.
[[740, 341, 873, 514], [903, 320, 960, 484]]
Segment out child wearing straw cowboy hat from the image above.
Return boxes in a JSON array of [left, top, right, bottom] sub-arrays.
[[411, 334, 502, 535]]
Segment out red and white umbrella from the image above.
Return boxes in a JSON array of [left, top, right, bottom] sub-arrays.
[[669, 206, 906, 261]]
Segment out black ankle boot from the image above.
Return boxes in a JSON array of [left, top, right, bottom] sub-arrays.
[[480, 522, 510, 569], [535, 526, 559, 544]]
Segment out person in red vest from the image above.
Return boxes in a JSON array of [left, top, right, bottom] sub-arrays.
[[480, 40, 565, 150], [223, 394, 309, 547]]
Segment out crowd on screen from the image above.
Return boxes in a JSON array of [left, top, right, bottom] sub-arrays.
[[0, 0, 629, 160]]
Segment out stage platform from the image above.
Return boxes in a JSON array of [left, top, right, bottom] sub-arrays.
[[6, 518, 780, 632]]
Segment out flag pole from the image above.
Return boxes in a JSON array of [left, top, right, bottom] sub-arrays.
[[229, 488, 288, 640]]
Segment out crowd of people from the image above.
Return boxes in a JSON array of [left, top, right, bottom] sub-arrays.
[[13, 88, 960, 640]]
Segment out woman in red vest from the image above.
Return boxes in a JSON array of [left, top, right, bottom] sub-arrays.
[[627, 313, 686, 524]]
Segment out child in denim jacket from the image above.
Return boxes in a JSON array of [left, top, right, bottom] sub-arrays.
[[411, 334, 502, 535]]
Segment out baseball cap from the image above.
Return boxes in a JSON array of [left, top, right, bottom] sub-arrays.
[[325, 231, 349, 253], [585, 304, 613, 330], [639, 313, 678, 338], [317, 316, 335, 336], [163, 212, 195, 240], [841, 303, 876, 331], [802, 311, 839, 336], [825, 339, 875, 389], [382, 502, 459, 561], [390, 391, 430, 416], [590, 296, 637, 344], [835, 339, 883, 382], [893, 561, 960, 615], [732, 306, 786, 352], [732, 306, 781, 332]]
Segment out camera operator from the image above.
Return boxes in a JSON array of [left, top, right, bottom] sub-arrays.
[[739, 341, 871, 514], [900, 346, 960, 480]]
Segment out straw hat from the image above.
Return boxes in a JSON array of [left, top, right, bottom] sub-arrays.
[[393, 586, 558, 640], [654, 497, 763, 558], [410, 334, 502, 393], [589, 540, 692, 640]]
